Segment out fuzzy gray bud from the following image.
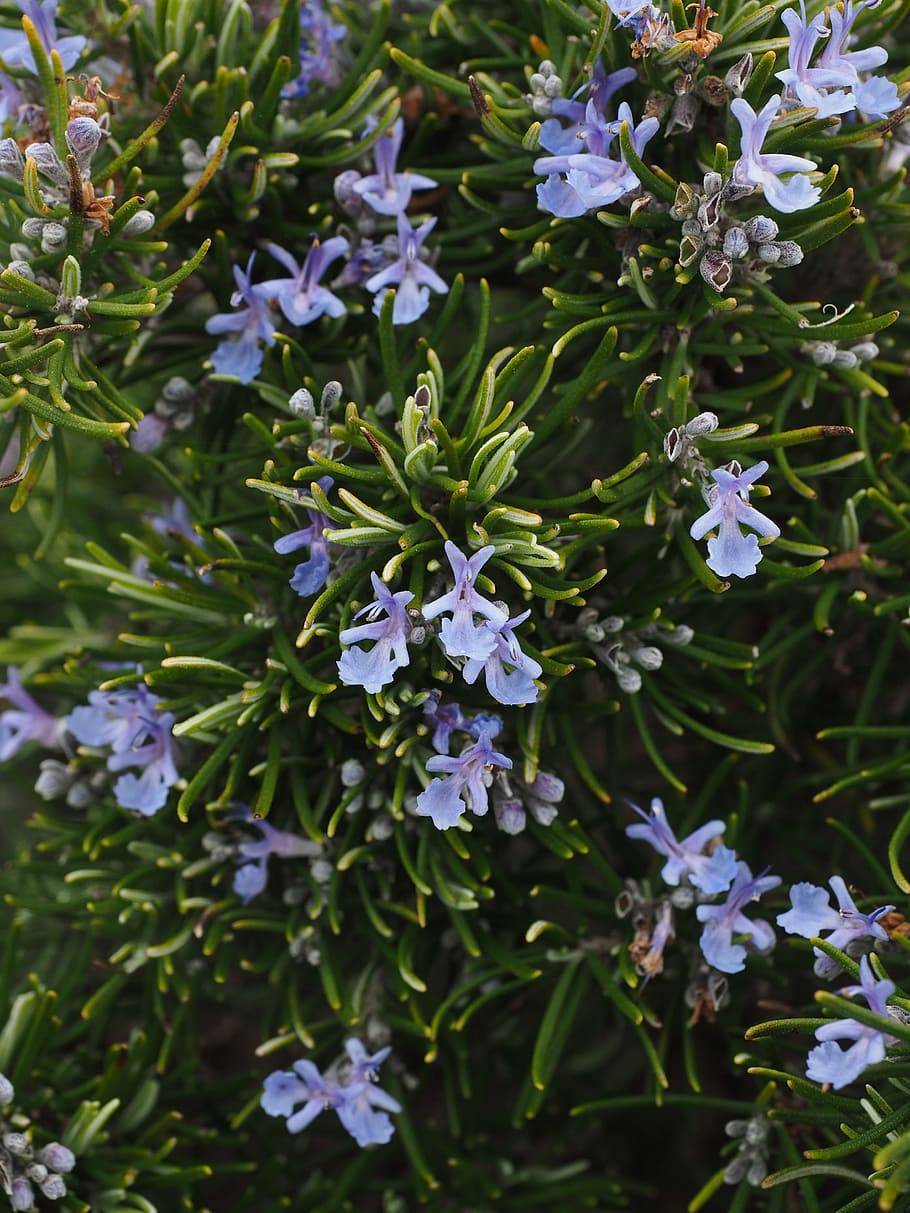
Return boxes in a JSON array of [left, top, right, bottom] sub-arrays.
[[4, 1132, 30, 1156], [632, 645, 663, 671], [744, 215, 778, 243], [757, 242, 781, 264], [685, 411, 719, 437], [773, 240, 803, 267], [7, 260, 34, 280], [494, 797, 526, 835], [288, 388, 315, 419], [65, 117, 104, 167], [121, 209, 156, 237], [38, 1144, 75, 1174], [833, 349, 859, 369], [702, 171, 723, 197], [333, 169, 363, 212], [40, 222, 68, 253], [25, 141, 68, 186], [0, 137, 24, 180], [341, 759, 365, 787], [10, 1179, 34, 1211], [851, 342, 879, 362], [40, 1173, 67, 1199], [723, 226, 749, 260], [0, 1072, 13, 1103], [806, 341, 837, 365], [321, 381, 343, 410], [35, 759, 72, 800], [616, 666, 643, 694]]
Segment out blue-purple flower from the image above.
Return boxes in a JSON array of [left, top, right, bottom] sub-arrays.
[[806, 956, 896, 1089], [226, 806, 321, 903], [205, 254, 277, 385], [606, 0, 659, 35], [538, 61, 637, 157], [282, 0, 347, 99], [689, 460, 780, 580], [696, 862, 781, 974], [262, 1038, 400, 1147], [731, 95, 821, 213], [422, 542, 507, 661], [365, 212, 448, 325], [777, 3, 856, 118], [273, 476, 334, 597], [777, 875, 894, 978], [816, 0, 900, 118], [462, 610, 542, 706], [534, 101, 659, 218], [350, 117, 438, 216], [421, 691, 503, 755], [67, 684, 179, 816], [0, 1, 86, 75], [626, 798, 737, 894], [259, 237, 349, 327], [0, 668, 61, 760], [337, 572, 414, 694], [415, 726, 512, 830]]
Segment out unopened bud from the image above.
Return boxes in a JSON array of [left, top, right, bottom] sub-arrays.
[[0, 137, 24, 179], [10, 1179, 34, 1211], [757, 242, 781, 264], [41, 222, 68, 254], [833, 349, 859, 369], [40, 1173, 67, 1199], [333, 169, 363, 212], [685, 411, 719, 436], [65, 116, 104, 166], [0, 1072, 13, 1103], [321, 380, 343, 410], [121, 209, 156, 237], [494, 797, 526, 835], [723, 226, 749, 259], [38, 1143, 75, 1174], [702, 171, 723, 198], [772, 240, 803, 267], [632, 645, 663, 671], [288, 388, 315, 419], [851, 342, 879, 362], [616, 666, 643, 694], [341, 759, 365, 787], [744, 215, 778, 243]]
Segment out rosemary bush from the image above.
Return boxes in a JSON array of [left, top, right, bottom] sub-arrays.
[[1, 0, 910, 1209]]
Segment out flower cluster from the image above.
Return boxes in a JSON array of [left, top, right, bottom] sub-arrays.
[[261, 1039, 400, 1147], [0, 1073, 76, 1211], [627, 799, 780, 975], [66, 683, 179, 816]]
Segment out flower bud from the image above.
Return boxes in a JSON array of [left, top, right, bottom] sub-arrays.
[[632, 645, 663, 671], [833, 349, 859, 369], [40, 1173, 67, 1199], [772, 240, 803, 267], [121, 209, 156, 237], [528, 771, 564, 803], [7, 260, 34, 280], [756, 242, 781, 264], [494, 796, 526, 835], [602, 615, 624, 633], [40, 222, 68, 254], [38, 1143, 75, 1174], [616, 666, 643, 694], [699, 250, 733, 292], [527, 796, 558, 826], [702, 171, 723, 198], [35, 759, 72, 800], [0, 1072, 13, 1103], [370, 814, 394, 841], [25, 1165, 47, 1183], [723, 226, 749, 259], [851, 342, 879, 362], [321, 380, 343, 410], [310, 859, 333, 884], [664, 624, 694, 647], [21, 218, 45, 239], [685, 411, 719, 436], [4, 1132, 30, 1155], [333, 169, 363, 212], [806, 340, 837, 365], [10, 1179, 34, 1211], [0, 137, 24, 179], [288, 388, 315, 419], [743, 215, 778, 243], [65, 117, 104, 167], [340, 758, 365, 787], [25, 141, 68, 186]]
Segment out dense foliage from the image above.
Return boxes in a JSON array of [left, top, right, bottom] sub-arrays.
[[1, 0, 910, 1209]]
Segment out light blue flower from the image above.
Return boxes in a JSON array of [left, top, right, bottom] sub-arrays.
[[731, 96, 821, 212], [462, 610, 542, 706], [606, 0, 658, 35], [0, 668, 61, 760], [337, 572, 414, 694], [534, 101, 659, 218], [696, 862, 781, 974], [0, 1, 86, 75], [538, 61, 637, 157], [350, 117, 438, 216], [777, 875, 894, 978], [273, 476, 334, 597], [67, 684, 179, 816], [262, 1038, 400, 1146], [689, 460, 780, 580], [282, 0, 347, 98], [422, 542, 507, 661], [817, 0, 900, 117], [205, 254, 277, 384], [415, 726, 512, 830], [777, 3, 856, 118], [806, 955, 896, 1089], [421, 691, 503, 755], [365, 212, 448, 325], [258, 237, 349, 327], [227, 806, 320, 903], [625, 798, 737, 894]]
